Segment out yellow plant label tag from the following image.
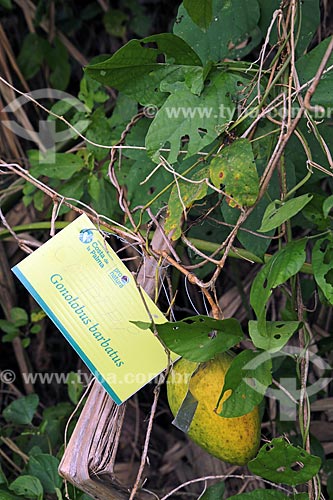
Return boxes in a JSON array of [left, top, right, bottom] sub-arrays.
[[12, 214, 174, 404]]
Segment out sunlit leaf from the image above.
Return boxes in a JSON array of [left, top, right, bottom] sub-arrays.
[[210, 138, 259, 208]]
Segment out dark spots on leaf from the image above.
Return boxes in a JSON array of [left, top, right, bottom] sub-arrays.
[[268, 210, 278, 220], [175, 15, 184, 24], [274, 334, 281, 340], [323, 247, 333, 263], [172, 326, 179, 330], [319, 239, 329, 253], [148, 186, 156, 195], [324, 268, 333, 284], [156, 53, 165, 63], [275, 323, 284, 329], [198, 128, 207, 138], [290, 462, 303, 471], [263, 278, 268, 289], [184, 319, 195, 324], [140, 41, 158, 49], [237, 81, 244, 87], [265, 444, 274, 452], [219, 171, 224, 179]]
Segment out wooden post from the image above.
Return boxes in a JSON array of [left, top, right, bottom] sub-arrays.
[[58, 226, 170, 499]]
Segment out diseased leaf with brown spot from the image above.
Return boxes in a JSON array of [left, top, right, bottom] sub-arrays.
[[209, 138, 259, 208], [165, 166, 209, 240]]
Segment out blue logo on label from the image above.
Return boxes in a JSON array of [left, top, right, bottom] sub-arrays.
[[79, 229, 93, 244], [109, 268, 129, 288]]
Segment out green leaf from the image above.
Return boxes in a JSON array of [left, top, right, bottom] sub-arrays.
[[174, 0, 262, 64], [250, 240, 307, 319], [0, 320, 19, 336], [17, 34, 49, 79], [296, 0, 320, 58], [55, 487, 63, 500], [156, 316, 244, 362], [85, 110, 113, 161], [0, 0, 13, 9], [323, 194, 333, 218], [85, 34, 202, 106], [29, 151, 84, 180], [312, 236, 333, 304], [249, 321, 301, 352], [66, 372, 84, 405], [79, 73, 109, 112], [218, 350, 272, 418], [258, 194, 313, 233], [103, 9, 129, 38], [0, 489, 24, 500], [200, 480, 225, 499], [256, 0, 280, 46], [27, 454, 62, 494], [57, 174, 86, 211], [9, 476, 43, 500], [228, 491, 308, 500], [45, 38, 70, 91], [0, 464, 8, 485], [183, 0, 213, 31], [109, 93, 138, 131], [302, 194, 330, 230], [220, 120, 280, 258], [210, 139, 259, 208], [11, 307, 29, 327], [88, 176, 118, 218], [165, 166, 209, 240], [3, 394, 39, 425], [297, 37, 333, 108], [21, 338, 31, 349], [145, 71, 238, 164], [248, 438, 321, 486]]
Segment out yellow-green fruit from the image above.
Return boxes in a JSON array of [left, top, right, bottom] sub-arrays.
[[167, 353, 261, 465]]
